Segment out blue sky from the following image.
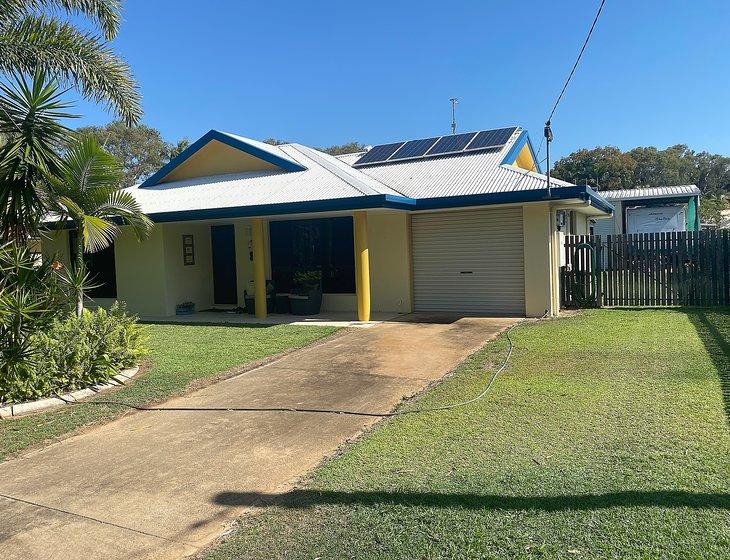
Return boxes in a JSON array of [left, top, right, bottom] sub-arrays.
[[71, 0, 730, 161]]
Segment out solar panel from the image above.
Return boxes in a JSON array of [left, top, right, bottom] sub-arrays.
[[353, 127, 520, 167], [466, 127, 517, 151], [426, 132, 477, 156], [388, 137, 440, 161], [353, 142, 405, 166]]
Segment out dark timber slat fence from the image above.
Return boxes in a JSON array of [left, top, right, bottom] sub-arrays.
[[561, 230, 730, 308]]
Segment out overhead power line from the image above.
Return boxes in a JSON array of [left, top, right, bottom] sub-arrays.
[[544, 0, 606, 196], [548, 0, 607, 123]]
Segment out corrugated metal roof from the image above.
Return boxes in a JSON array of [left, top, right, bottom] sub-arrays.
[[335, 152, 366, 165], [129, 143, 401, 215], [129, 128, 593, 216], [599, 186, 700, 200], [355, 149, 572, 199]]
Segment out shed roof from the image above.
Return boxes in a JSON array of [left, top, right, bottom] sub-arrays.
[[598, 186, 700, 200]]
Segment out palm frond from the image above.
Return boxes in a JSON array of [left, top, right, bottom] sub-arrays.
[[96, 189, 153, 241], [0, 70, 74, 174], [0, 1, 122, 40], [0, 14, 141, 124], [81, 213, 117, 252], [52, 134, 152, 251], [0, 71, 73, 240]]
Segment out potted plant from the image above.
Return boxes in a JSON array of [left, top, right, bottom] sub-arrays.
[[289, 270, 322, 315], [274, 292, 291, 314], [244, 280, 275, 314]]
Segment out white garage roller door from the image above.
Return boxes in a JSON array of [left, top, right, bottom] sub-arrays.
[[411, 207, 525, 315]]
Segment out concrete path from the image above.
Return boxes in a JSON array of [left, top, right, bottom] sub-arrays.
[[0, 315, 517, 560]]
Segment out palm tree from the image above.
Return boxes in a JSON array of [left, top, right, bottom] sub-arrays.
[[0, 0, 141, 124], [0, 70, 75, 242], [52, 134, 152, 316]]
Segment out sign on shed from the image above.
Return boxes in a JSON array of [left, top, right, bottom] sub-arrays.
[[626, 205, 686, 234]]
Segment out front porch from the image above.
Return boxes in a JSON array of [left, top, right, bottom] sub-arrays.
[[140, 310, 404, 328], [41, 209, 414, 321]]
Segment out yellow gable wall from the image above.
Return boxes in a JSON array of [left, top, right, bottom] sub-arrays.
[[162, 140, 281, 183], [514, 143, 537, 172]]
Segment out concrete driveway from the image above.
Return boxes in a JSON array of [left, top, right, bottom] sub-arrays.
[[0, 315, 518, 560]]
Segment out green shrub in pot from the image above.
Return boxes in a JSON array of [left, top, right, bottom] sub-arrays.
[[290, 270, 322, 315]]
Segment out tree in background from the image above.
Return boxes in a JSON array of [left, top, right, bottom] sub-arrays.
[[316, 142, 368, 156], [75, 122, 190, 187], [552, 147, 636, 190], [51, 135, 152, 316], [553, 144, 730, 225], [168, 138, 190, 160], [0, 0, 141, 124]]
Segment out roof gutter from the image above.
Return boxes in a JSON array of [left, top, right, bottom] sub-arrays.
[[412, 186, 614, 215], [90, 187, 613, 225], [144, 194, 417, 223]]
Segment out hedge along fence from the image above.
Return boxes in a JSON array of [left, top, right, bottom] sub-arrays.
[[561, 230, 730, 308]]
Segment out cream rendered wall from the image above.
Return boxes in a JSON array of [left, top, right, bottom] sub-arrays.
[[574, 212, 590, 235], [40, 228, 167, 315], [322, 293, 357, 312], [114, 226, 167, 316], [40, 230, 71, 266], [522, 202, 556, 317], [367, 212, 413, 313], [162, 222, 214, 315]]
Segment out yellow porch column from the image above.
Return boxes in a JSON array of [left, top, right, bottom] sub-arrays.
[[251, 217, 267, 318], [353, 210, 371, 321]]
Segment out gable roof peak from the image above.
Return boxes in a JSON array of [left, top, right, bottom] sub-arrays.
[[140, 129, 307, 187]]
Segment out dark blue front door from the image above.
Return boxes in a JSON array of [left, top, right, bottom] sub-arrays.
[[211, 224, 238, 305]]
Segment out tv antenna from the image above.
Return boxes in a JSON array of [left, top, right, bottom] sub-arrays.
[[450, 98, 458, 134]]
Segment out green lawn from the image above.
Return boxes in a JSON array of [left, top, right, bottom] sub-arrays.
[[205, 308, 730, 560], [0, 323, 337, 462]]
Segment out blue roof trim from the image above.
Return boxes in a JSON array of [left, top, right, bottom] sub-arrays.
[[145, 195, 417, 223], [140, 187, 613, 224], [500, 130, 542, 173], [140, 130, 307, 187], [413, 186, 614, 215]]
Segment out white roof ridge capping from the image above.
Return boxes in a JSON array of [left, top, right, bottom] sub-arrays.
[[285, 144, 407, 197]]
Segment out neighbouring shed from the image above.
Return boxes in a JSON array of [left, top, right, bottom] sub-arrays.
[[591, 186, 701, 235]]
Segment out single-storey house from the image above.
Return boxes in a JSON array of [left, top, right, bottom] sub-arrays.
[[590, 185, 700, 236], [41, 126, 614, 320]]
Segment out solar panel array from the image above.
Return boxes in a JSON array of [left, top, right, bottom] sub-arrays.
[[353, 127, 518, 167]]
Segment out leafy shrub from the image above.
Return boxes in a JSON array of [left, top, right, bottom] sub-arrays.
[[0, 302, 147, 405], [292, 270, 322, 292], [0, 242, 69, 401]]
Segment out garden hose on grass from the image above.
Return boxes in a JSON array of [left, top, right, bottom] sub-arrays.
[[571, 242, 599, 307], [57, 316, 540, 418]]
